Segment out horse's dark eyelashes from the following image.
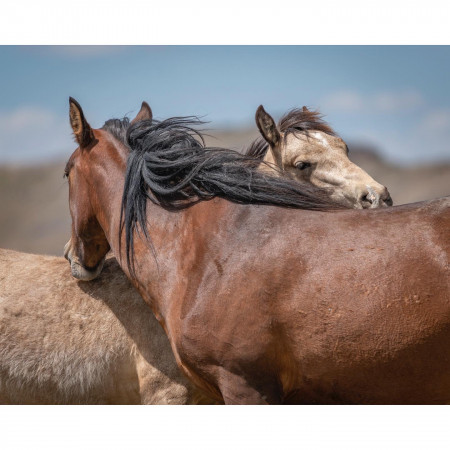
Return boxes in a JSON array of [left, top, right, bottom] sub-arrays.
[[295, 162, 311, 170]]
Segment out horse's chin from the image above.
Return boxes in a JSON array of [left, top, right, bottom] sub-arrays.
[[70, 259, 105, 281]]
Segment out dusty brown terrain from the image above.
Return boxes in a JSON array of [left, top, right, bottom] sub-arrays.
[[0, 163, 70, 255], [0, 129, 449, 256]]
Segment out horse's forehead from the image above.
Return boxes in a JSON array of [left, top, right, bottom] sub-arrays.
[[94, 128, 113, 145], [67, 129, 112, 174], [84, 129, 120, 157], [284, 131, 346, 155]]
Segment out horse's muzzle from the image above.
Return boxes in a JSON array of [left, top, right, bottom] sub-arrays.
[[63, 240, 105, 281]]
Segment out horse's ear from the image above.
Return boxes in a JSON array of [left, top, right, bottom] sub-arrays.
[[69, 97, 94, 148], [255, 105, 280, 147], [131, 101, 153, 125], [302, 106, 309, 112]]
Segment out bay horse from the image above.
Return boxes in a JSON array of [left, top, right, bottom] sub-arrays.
[[0, 249, 215, 404], [64, 98, 449, 404], [0, 102, 380, 405], [249, 105, 392, 208]]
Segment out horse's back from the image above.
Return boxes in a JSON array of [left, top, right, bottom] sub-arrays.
[[280, 197, 450, 403], [0, 249, 142, 404], [0, 249, 215, 404], [171, 197, 450, 403]]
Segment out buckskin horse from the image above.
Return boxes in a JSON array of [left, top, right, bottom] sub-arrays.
[[64, 98, 449, 404], [0, 249, 217, 404], [249, 105, 392, 208]]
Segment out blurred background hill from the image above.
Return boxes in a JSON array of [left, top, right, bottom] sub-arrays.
[[0, 46, 449, 255], [1, 132, 448, 256]]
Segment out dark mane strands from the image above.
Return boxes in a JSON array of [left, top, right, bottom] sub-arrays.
[[245, 138, 268, 159], [102, 117, 132, 145], [119, 116, 343, 272], [246, 108, 336, 158]]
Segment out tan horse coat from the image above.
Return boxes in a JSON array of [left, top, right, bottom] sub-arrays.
[[0, 249, 214, 404]]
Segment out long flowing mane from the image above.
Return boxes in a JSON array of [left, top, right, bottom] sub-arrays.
[[112, 116, 343, 270], [246, 108, 336, 158]]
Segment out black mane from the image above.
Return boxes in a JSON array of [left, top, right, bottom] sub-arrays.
[[118, 116, 342, 272], [102, 117, 131, 145], [246, 108, 336, 158], [245, 137, 268, 160]]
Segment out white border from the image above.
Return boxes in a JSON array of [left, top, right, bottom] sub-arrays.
[[3, 406, 450, 449], [1, 2, 450, 448], [0, 0, 449, 44]]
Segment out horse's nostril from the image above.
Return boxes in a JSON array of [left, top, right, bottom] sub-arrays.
[[360, 193, 373, 205], [359, 187, 392, 208], [63, 242, 71, 261], [381, 188, 393, 206], [384, 195, 393, 206]]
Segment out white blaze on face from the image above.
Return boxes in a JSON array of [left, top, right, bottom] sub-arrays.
[[312, 132, 332, 151]]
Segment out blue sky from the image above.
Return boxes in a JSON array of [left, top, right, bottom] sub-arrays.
[[1, 46, 450, 165]]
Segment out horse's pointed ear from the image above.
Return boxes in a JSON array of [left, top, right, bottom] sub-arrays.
[[131, 101, 153, 125], [302, 106, 309, 112], [69, 97, 94, 148], [255, 105, 280, 147]]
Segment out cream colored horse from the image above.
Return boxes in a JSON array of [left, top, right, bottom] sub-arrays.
[[250, 106, 393, 208], [0, 249, 215, 404]]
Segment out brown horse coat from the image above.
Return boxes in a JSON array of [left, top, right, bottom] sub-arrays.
[[1, 102, 385, 404], [127, 197, 449, 404], [64, 100, 450, 404], [0, 249, 214, 404]]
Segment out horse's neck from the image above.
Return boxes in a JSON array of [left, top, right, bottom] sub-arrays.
[[91, 149, 224, 320], [122, 199, 232, 321]]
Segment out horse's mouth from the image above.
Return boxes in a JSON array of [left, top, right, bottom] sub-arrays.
[[64, 241, 105, 281], [69, 259, 104, 281]]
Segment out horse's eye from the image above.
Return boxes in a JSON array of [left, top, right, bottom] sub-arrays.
[[295, 162, 311, 170]]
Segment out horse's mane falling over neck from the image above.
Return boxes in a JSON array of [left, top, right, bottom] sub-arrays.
[[113, 116, 342, 272], [246, 108, 336, 158]]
